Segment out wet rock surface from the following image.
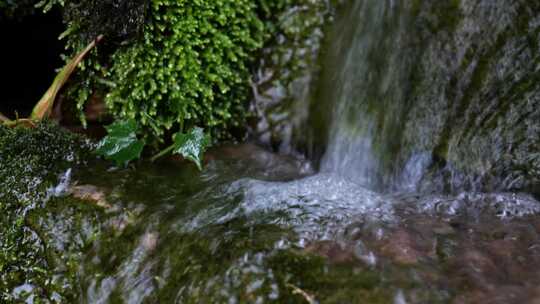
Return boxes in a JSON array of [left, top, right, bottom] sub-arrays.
[[3, 1, 540, 303], [249, 0, 334, 154], [379, 229, 429, 265], [68, 184, 111, 208], [0, 123, 95, 302], [2, 141, 540, 303], [50, 149, 540, 302], [307, 0, 540, 193], [297, 202, 540, 303]]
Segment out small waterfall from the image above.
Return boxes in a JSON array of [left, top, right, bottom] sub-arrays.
[[317, 0, 414, 190], [310, 0, 540, 194]]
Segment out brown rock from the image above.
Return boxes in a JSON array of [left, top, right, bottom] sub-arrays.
[[379, 229, 424, 265], [141, 232, 159, 252], [528, 286, 540, 304], [453, 286, 528, 304], [305, 240, 355, 264], [69, 184, 111, 208], [449, 249, 502, 291]]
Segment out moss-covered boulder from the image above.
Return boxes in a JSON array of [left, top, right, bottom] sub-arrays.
[[0, 122, 100, 302]]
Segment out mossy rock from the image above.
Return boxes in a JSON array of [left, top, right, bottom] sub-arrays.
[[0, 122, 97, 302]]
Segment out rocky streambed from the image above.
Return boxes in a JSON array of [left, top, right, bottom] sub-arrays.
[[2, 130, 540, 303]]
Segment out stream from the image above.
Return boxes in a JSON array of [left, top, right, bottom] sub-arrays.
[[18, 142, 539, 303], [5, 0, 540, 303]]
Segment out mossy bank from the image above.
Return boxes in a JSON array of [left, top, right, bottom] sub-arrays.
[[0, 0, 333, 145]]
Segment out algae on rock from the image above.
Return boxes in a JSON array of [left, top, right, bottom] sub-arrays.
[[250, 0, 335, 153], [0, 122, 98, 302], [307, 0, 540, 194]]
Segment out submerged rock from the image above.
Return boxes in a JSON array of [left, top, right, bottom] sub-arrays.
[[379, 229, 427, 265], [0, 140, 536, 303], [304, 240, 357, 264], [68, 184, 111, 209]]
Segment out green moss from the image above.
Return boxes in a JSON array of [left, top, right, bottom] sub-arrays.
[[267, 250, 390, 303], [0, 122, 94, 302], [441, 0, 462, 32], [149, 230, 389, 303], [7, 0, 331, 146], [105, 0, 262, 139], [47, 0, 304, 143], [0, 122, 91, 204]]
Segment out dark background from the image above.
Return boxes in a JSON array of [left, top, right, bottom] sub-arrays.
[[0, 9, 65, 118]]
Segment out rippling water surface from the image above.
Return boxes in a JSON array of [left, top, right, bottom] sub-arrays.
[[28, 144, 536, 303], [8, 0, 540, 301]]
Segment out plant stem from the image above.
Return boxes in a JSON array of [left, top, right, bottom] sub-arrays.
[[31, 34, 104, 121], [151, 144, 175, 162]]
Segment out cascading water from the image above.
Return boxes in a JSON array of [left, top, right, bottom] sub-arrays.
[[317, 0, 415, 190], [5, 1, 540, 303], [311, 0, 540, 194]]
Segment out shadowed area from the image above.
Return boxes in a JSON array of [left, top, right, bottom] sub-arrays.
[[0, 8, 65, 117]]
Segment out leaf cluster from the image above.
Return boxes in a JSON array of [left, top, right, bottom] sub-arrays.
[[95, 119, 145, 165], [96, 119, 210, 169]]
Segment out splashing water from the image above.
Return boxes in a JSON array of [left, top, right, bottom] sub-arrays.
[[6, 0, 540, 303], [311, 0, 540, 194]]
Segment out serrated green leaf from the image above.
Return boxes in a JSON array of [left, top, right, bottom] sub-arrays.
[[171, 127, 211, 170], [96, 119, 146, 165]]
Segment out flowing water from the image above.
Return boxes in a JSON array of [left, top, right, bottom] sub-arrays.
[[17, 142, 540, 303], [7, 0, 540, 303], [309, 0, 540, 194]]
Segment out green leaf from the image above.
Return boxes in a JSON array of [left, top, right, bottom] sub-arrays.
[[96, 119, 145, 165], [171, 127, 211, 170]]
